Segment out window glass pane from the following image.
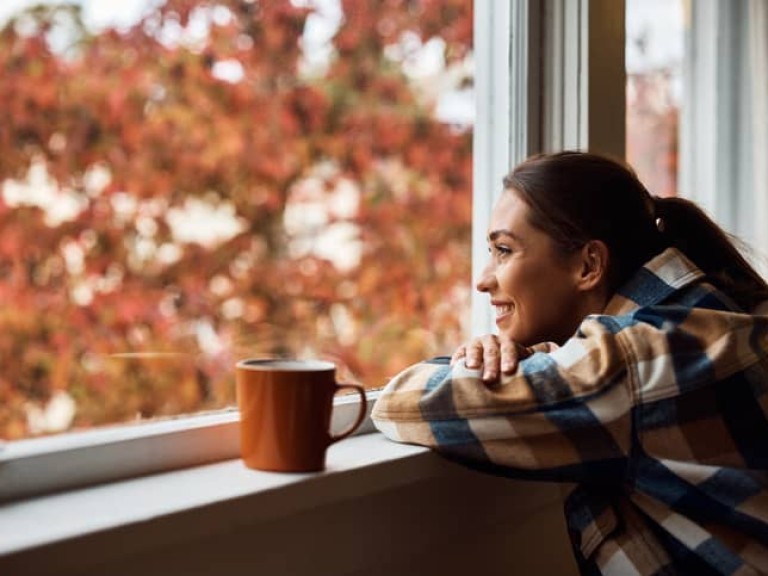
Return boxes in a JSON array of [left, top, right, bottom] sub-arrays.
[[625, 0, 683, 197], [0, 0, 473, 440]]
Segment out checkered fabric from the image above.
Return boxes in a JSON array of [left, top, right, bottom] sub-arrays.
[[372, 248, 768, 575]]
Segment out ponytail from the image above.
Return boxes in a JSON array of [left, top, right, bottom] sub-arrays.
[[654, 197, 768, 311]]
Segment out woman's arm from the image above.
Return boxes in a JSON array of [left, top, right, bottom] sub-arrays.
[[372, 317, 633, 482]]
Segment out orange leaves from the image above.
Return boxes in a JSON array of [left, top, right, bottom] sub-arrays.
[[286, 85, 330, 133], [626, 72, 679, 198], [0, 0, 474, 440]]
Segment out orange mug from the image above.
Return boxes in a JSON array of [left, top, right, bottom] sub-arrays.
[[235, 358, 367, 472]]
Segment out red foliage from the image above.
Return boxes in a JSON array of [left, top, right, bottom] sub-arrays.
[[626, 70, 680, 198], [0, 0, 473, 439]]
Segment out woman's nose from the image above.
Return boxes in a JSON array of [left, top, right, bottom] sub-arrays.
[[476, 263, 495, 293]]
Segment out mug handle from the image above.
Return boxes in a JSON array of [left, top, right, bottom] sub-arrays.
[[329, 383, 368, 444]]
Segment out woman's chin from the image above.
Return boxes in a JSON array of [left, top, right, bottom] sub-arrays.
[[495, 320, 518, 340], [498, 326, 535, 347], [494, 312, 514, 330]]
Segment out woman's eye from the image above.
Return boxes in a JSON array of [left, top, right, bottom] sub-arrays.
[[489, 244, 512, 257]]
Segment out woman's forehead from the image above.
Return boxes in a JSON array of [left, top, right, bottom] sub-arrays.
[[488, 191, 529, 237]]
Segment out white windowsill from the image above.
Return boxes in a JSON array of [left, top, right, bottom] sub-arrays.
[[0, 390, 381, 503], [0, 432, 442, 558], [0, 390, 573, 576], [0, 430, 580, 576]]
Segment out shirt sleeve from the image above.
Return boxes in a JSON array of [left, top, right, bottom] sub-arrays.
[[371, 316, 635, 482]]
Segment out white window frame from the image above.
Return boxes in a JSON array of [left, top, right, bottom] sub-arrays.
[[0, 0, 626, 505], [680, 0, 768, 274], [0, 392, 380, 502]]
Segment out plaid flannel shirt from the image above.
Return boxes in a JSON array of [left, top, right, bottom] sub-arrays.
[[372, 248, 768, 575]]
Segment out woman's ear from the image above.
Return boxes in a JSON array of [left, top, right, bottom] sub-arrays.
[[575, 240, 609, 291]]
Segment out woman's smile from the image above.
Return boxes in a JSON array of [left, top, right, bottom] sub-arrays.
[[493, 302, 514, 324]]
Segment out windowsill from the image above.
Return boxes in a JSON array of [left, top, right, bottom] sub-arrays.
[[0, 432, 440, 557], [0, 390, 382, 503], [0, 402, 577, 575], [0, 431, 580, 576]]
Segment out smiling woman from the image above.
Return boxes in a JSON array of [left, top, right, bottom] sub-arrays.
[[0, 0, 473, 440], [373, 150, 768, 575]]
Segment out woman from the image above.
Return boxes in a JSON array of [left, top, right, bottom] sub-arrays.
[[372, 151, 768, 575]]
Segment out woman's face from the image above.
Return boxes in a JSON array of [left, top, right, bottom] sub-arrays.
[[477, 189, 594, 346]]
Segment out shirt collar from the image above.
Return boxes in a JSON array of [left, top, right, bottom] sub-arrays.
[[603, 248, 705, 316]]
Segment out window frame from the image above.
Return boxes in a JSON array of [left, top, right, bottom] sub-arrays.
[[0, 391, 380, 503], [679, 0, 768, 275], [0, 0, 627, 504], [471, 0, 625, 335]]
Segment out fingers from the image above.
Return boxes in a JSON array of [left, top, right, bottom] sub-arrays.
[[479, 338, 501, 381], [499, 339, 516, 374], [450, 346, 466, 367], [465, 335, 495, 369], [499, 336, 534, 374], [451, 335, 534, 382], [455, 335, 501, 381]]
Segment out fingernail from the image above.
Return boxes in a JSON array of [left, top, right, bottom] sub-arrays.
[[501, 361, 511, 372]]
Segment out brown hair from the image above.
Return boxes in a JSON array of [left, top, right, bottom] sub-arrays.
[[503, 151, 768, 311]]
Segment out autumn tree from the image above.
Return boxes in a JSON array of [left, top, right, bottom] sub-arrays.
[[0, 0, 473, 439], [626, 69, 679, 198]]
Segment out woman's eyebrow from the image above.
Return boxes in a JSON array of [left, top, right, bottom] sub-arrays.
[[488, 229, 519, 242]]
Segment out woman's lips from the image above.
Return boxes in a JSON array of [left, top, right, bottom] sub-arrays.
[[494, 303, 514, 325]]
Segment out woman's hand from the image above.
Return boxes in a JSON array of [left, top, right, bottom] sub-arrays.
[[450, 335, 533, 382]]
